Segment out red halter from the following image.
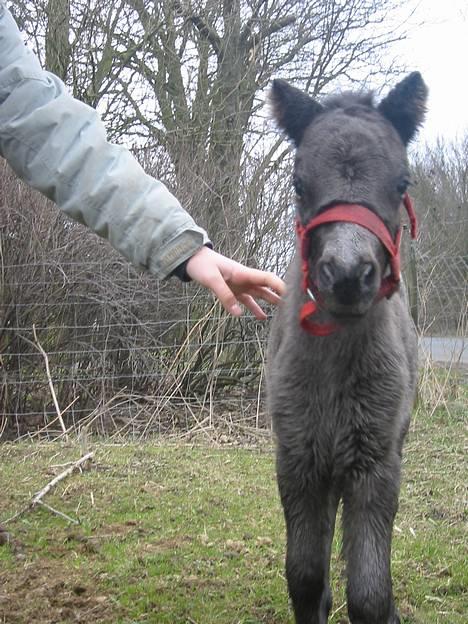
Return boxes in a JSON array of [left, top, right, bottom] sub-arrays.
[[296, 193, 417, 336]]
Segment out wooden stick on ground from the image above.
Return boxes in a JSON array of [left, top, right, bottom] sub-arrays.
[[36, 501, 80, 525], [31, 451, 94, 506], [2, 451, 94, 525]]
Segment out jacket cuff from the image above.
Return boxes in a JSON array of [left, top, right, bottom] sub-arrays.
[[152, 227, 211, 279]]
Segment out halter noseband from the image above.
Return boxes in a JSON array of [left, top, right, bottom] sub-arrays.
[[295, 193, 417, 336]]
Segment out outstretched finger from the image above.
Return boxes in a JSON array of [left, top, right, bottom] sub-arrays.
[[263, 272, 286, 296], [205, 272, 243, 317], [246, 285, 283, 306], [236, 294, 267, 320], [236, 268, 286, 296]]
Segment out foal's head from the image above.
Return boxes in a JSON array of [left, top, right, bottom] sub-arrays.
[[272, 73, 427, 321]]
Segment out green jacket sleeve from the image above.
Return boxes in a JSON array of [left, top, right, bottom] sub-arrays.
[[0, 4, 210, 278]]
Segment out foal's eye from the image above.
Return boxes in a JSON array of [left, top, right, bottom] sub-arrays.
[[397, 177, 411, 196], [293, 176, 305, 198]]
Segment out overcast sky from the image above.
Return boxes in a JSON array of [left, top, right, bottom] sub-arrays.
[[396, 0, 468, 146]]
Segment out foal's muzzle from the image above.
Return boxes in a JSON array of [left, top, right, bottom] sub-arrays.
[[317, 253, 379, 309]]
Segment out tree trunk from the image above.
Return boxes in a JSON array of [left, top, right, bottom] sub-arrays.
[[45, 0, 71, 81]]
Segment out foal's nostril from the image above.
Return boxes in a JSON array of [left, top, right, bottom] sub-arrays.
[[359, 263, 377, 291], [318, 262, 335, 289]]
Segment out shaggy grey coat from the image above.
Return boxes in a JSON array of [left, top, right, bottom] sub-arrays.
[[267, 73, 427, 624]]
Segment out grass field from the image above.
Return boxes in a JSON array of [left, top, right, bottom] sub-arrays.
[[0, 379, 466, 623]]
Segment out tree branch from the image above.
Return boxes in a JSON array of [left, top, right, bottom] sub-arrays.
[[174, 1, 222, 58]]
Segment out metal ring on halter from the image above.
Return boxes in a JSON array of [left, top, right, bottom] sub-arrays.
[[307, 288, 316, 302]]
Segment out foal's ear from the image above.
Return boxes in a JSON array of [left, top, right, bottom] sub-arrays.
[[378, 72, 428, 145], [270, 79, 323, 147]]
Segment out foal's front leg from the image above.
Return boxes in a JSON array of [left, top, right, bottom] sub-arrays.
[[342, 457, 402, 624], [277, 451, 338, 624]]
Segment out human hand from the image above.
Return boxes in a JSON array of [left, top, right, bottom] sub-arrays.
[[185, 246, 285, 320]]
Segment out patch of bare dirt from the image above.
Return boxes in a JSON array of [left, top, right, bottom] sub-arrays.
[[0, 559, 118, 624]]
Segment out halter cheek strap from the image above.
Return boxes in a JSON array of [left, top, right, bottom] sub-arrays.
[[296, 193, 417, 336]]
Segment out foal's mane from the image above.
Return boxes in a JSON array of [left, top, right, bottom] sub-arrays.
[[321, 91, 376, 114]]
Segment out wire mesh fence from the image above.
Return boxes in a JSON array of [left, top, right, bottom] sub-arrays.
[[415, 254, 467, 335], [0, 249, 466, 441], [0, 258, 272, 440]]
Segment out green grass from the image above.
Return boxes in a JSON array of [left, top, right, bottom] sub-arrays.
[[0, 390, 466, 623]]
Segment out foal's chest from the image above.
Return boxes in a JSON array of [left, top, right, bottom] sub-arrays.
[[305, 363, 402, 476]]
